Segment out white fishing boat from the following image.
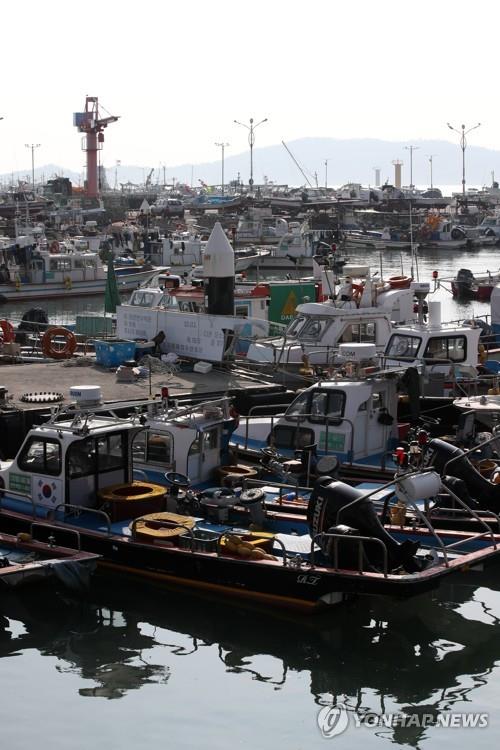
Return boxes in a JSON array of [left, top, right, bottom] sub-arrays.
[[246, 268, 418, 367], [0, 233, 162, 303]]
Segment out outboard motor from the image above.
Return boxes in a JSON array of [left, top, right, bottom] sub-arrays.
[[425, 438, 500, 511], [307, 476, 422, 573], [455, 268, 475, 299]]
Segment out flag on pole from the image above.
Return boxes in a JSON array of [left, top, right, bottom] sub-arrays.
[[104, 256, 121, 314]]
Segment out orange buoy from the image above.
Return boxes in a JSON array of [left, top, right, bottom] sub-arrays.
[[41, 326, 77, 359], [0, 319, 15, 344], [388, 275, 412, 290]]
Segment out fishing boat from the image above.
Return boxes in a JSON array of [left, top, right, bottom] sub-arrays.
[[445, 268, 500, 301], [0, 526, 99, 590], [0, 389, 497, 610], [0, 234, 164, 303], [417, 217, 468, 250], [246, 271, 419, 368]]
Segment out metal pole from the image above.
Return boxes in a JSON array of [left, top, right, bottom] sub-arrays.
[[249, 119, 254, 191], [215, 142, 229, 195], [404, 145, 419, 189], [447, 122, 481, 199], [234, 117, 267, 192], [25, 143, 40, 190]]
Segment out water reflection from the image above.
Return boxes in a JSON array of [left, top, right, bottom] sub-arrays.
[[2, 561, 500, 746]]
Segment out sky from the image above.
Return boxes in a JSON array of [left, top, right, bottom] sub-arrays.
[[1, 0, 499, 177]]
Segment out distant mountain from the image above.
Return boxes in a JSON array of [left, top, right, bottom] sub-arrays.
[[3, 138, 500, 190]]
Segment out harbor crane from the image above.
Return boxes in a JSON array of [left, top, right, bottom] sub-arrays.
[[73, 96, 119, 199]]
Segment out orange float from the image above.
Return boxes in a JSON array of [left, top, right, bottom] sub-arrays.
[[41, 326, 77, 359], [388, 275, 412, 290]]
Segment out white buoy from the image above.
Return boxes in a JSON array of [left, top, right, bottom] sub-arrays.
[[203, 222, 235, 315]]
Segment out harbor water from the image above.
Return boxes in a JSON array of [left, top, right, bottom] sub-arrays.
[[2, 244, 500, 750], [1, 244, 498, 326], [1, 569, 500, 750]]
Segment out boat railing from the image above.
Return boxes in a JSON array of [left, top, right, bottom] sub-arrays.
[[54, 503, 112, 535], [309, 531, 389, 576], [0, 486, 38, 517], [30, 521, 82, 551], [240, 406, 360, 472], [241, 477, 310, 505]]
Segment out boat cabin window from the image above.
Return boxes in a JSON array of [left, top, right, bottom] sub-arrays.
[[285, 390, 345, 423], [285, 316, 306, 338], [146, 433, 172, 465], [50, 258, 72, 272], [285, 391, 309, 419], [424, 335, 466, 363], [235, 305, 250, 317], [339, 322, 376, 344], [385, 334, 421, 359], [18, 437, 61, 476], [67, 433, 125, 478], [309, 390, 345, 424], [130, 291, 158, 307], [295, 318, 329, 341], [271, 426, 315, 450]]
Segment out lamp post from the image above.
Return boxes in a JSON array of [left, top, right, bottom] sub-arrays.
[[25, 143, 41, 190], [426, 154, 436, 190], [447, 122, 481, 197], [215, 142, 229, 195], [324, 158, 332, 189], [233, 117, 268, 191], [404, 144, 420, 188]]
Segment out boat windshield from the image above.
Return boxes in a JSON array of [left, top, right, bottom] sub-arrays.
[[385, 333, 421, 359], [285, 316, 306, 338]]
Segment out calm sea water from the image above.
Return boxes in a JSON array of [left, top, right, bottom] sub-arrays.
[[1, 243, 497, 325], [2, 568, 500, 750], [2, 244, 500, 750]]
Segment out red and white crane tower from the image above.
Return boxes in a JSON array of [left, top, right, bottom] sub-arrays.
[[73, 96, 119, 198]]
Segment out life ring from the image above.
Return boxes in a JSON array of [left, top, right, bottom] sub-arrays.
[[132, 511, 195, 542], [49, 240, 60, 254], [352, 282, 364, 302], [388, 275, 412, 290], [41, 326, 77, 359], [215, 464, 259, 482], [0, 319, 15, 344]]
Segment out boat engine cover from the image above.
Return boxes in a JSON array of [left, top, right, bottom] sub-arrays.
[[307, 477, 422, 572]]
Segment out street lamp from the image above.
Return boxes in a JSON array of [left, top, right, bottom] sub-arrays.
[[25, 143, 41, 190], [404, 145, 420, 188], [233, 117, 268, 191], [447, 122, 481, 197], [324, 158, 332, 189], [215, 142, 229, 195], [426, 154, 437, 190]]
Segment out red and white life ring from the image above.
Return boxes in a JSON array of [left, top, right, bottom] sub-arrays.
[[49, 240, 60, 254], [41, 326, 77, 359], [0, 319, 15, 344]]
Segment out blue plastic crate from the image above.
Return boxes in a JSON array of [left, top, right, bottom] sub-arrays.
[[94, 339, 136, 368]]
